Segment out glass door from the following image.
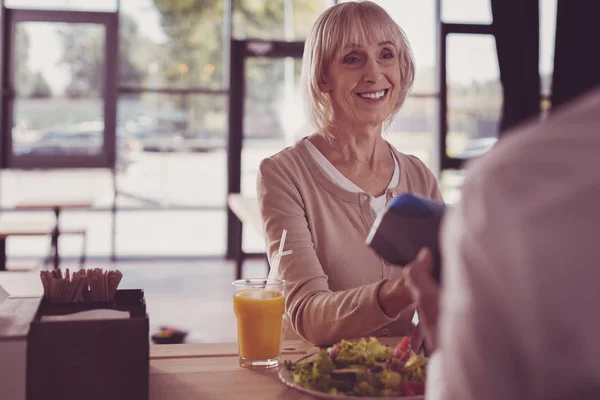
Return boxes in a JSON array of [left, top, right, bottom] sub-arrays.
[[226, 39, 304, 265], [241, 56, 305, 253]]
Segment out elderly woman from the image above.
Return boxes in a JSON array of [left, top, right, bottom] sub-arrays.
[[257, 1, 443, 346]]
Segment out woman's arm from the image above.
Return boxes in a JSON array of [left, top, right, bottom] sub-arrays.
[[257, 158, 412, 346]]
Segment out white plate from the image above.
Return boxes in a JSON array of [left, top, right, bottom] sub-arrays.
[[278, 366, 424, 400]]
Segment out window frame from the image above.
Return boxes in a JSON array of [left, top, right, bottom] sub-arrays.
[[439, 22, 494, 171], [0, 8, 118, 169]]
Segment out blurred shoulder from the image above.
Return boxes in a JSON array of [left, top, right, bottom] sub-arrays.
[[257, 137, 316, 192]]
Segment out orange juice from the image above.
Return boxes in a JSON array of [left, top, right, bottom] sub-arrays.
[[233, 288, 285, 362]]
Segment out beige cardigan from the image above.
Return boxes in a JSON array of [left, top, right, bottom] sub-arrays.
[[257, 138, 443, 345]]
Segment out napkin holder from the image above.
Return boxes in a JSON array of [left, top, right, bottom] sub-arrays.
[[26, 289, 149, 400]]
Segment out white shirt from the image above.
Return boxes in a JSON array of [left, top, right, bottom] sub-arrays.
[[303, 139, 399, 215], [428, 87, 600, 400]]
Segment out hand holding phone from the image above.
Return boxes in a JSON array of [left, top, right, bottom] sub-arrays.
[[366, 194, 445, 283]]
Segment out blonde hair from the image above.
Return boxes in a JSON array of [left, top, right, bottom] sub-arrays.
[[301, 1, 415, 137]]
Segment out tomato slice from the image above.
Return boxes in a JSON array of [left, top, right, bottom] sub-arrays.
[[396, 336, 410, 351], [401, 381, 425, 396], [393, 337, 411, 362]]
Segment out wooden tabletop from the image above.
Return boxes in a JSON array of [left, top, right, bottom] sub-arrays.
[[0, 219, 55, 238], [0, 297, 41, 340], [149, 337, 402, 400], [15, 196, 94, 210], [150, 339, 312, 360]]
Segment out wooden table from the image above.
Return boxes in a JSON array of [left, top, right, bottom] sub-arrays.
[[149, 337, 401, 399], [16, 197, 94, 270], [0, 273, 405, 398]]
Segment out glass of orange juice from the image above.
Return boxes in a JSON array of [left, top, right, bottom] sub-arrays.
[[232, 279, 286, 368]]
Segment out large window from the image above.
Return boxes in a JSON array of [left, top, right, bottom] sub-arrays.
[[0, 0, 559, 261], [439, 0, 557, 203], [0, 0, 333, 261]]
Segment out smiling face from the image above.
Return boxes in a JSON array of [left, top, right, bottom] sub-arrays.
[[301, 2, 414, 137], [321, 39, 401, 129]]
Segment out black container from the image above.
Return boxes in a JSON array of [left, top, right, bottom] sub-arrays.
[[26, 289, 149, 400]]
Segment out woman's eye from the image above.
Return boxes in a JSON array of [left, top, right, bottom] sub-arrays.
[[382, 51, 395, 59], [343, 54, 361, 64]]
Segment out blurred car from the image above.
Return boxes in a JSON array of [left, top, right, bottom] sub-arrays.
[[128, 116, 225, 153], [142, 135, 226, 153], [21, 120, 140, 172]]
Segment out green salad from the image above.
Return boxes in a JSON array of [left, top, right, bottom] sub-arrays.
[[284, 337, 427, 397]]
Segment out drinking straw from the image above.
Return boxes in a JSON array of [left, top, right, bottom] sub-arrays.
[[266, 229, 291, 286]]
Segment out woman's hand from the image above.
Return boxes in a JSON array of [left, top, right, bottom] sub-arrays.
[[377, 277, 414, 318], [405, 248, 441, 352]]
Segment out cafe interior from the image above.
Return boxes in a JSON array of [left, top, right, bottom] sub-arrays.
[[0, 0, 599, 399]]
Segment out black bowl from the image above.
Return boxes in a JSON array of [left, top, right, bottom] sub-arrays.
[[151, 330, 188, 344]]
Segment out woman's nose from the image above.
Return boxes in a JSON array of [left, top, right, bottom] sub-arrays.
[[362, 59, 383, 83]]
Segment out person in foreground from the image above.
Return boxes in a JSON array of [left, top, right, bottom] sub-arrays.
[[257, 1, 442, 346], [405, 86, 600, 400]]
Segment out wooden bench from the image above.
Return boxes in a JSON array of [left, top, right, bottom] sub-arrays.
[[0, 219, 55, 272], [15, 197, 94, 270], [0, 220, 55, 239], [0, 218, 87, 271]]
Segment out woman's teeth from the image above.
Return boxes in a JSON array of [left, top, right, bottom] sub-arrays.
[[358, 90, 386, 100]]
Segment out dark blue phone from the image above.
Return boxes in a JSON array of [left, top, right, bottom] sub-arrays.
[[366, 193, 446, 283]]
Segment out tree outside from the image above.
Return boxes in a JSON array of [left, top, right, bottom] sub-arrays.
[[150, 0, 327, 140], [59, 15, 151, 99], [15, 24, 34, 98], [29, 72, 53, 99], [14, 1, 329, 145]]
